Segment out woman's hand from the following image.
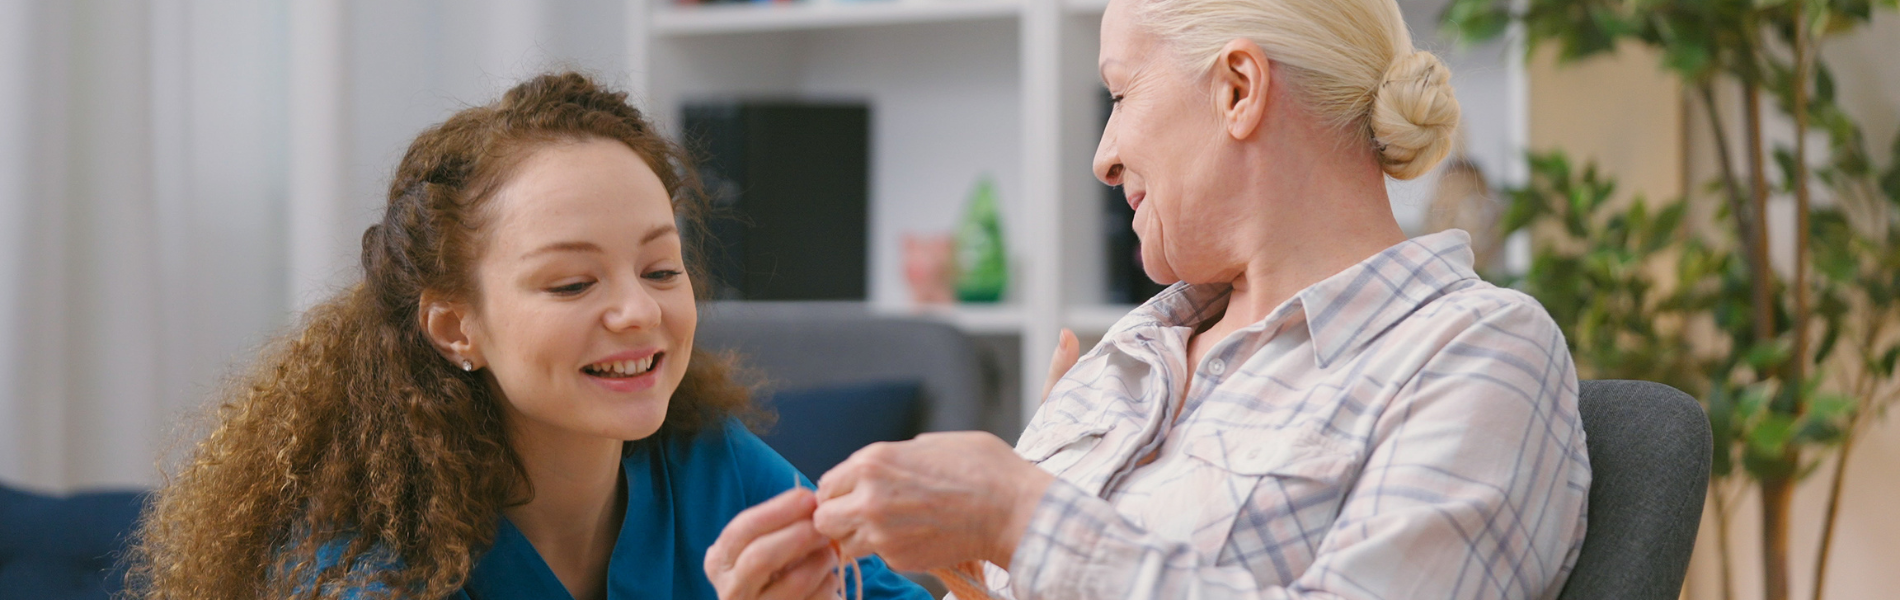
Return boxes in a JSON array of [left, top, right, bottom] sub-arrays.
[[705, 488, 842, 600], [811, 432, 1056, 572], [1041, 328, 1081, 404]]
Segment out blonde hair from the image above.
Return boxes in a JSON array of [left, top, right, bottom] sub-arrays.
[[1135, 0, 1459, 180]]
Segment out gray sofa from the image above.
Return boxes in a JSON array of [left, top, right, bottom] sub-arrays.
[[696, 302, 998, 436]]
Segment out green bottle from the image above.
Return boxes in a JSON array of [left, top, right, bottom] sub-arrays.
[[955, 177, 1007, 303]]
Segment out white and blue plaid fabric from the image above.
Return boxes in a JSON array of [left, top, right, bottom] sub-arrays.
[[982, 230, 1589, 600]]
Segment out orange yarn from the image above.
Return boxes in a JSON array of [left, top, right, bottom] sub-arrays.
[[928, 561, 997, 599], [800, 472, 996, 599], [831, 540, 863, 600]]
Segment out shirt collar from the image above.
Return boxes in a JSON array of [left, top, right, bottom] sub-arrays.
[[1126, 230, 1480, 369]]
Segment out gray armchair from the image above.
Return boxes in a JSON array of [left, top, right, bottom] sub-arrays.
[[1561, 380, 1712, 600]]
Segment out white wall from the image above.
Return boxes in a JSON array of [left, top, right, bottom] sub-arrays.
[[1391, 0, 1523, 232], [0, 0, 629, 493]]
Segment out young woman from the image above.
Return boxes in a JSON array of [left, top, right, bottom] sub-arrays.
[[127, 72, 929, 600]]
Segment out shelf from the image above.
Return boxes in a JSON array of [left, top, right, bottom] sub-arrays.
[[873, 303, 1025, 335], [652, 0, 1022, 36], [702, 300, 1026, 334], [1063, 303, 1135, 334], [704, 301, 1136, 336], [1060, 0, 1108, 15]]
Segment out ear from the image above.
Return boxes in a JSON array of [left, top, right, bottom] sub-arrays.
[[419, 290, 482, 369], [1211, 38, 1272, 140]]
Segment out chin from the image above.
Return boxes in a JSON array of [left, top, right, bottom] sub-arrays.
[[602, 415, 667, 442], [594, 397, 670, 441], [1139, 249, 1180, 285]]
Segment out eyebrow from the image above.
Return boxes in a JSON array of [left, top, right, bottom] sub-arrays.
[[518, 224, 680, 260], [520, 240, 603, 260], [641, 223, 679, 244]]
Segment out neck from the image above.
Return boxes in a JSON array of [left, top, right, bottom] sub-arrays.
[[504, 412, 626, 599], [1217, 139, 1405, 330]]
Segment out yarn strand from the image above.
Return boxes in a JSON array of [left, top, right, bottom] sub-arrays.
[[797, 473, 999, 599]]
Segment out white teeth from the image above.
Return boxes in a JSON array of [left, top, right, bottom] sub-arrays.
[[587, 355, 657, 377]]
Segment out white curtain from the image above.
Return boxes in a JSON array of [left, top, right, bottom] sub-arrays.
[[0, 0, 627, 493]]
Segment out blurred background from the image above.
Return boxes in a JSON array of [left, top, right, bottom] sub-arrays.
[[0, 1, 1894, 599]]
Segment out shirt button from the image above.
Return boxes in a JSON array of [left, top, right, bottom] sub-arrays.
[[1208, 359, 1225, 375]]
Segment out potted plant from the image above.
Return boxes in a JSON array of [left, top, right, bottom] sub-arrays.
[[1442, 1, 1900, 599]]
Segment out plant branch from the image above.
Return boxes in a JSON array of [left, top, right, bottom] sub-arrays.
[[1743, 81, 1777, 345], [1712, 481, 1737, 600], [1815, 313, 1892, 600], [1812, 374, 1871, 600], [1792, 0, 1815, 409], [1700, 83, 1760, 268]]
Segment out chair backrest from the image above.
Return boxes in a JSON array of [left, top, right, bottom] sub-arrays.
[[694, 302, 993, 435], [1560, 380, 1711, 600]]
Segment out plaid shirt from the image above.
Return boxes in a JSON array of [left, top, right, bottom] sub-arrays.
[[983, 230, 1589, 600]]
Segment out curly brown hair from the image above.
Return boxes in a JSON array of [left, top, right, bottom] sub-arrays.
[[124, 72, 760, 600]]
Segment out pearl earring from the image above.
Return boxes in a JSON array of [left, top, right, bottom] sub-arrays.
[[461, 359, 474, 372]]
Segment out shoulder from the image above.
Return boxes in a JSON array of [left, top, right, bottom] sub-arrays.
[[653, 418, 779, 469], [1378, 280, 1577, 401], [642, 418, 803, 505], [1412, 280, 1567, 350], [275, 535, 404, 599], [1394, 282, 1580, 409]]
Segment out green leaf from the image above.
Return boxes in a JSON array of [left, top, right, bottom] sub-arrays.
[[1746, 339, 1795, 372], [1737, 383, 1773, 418], [1807, 392, 1856, 421], [1878, 345, 1900, 377], [1883, 130, 1900, 205], [1815, 60, 1837, 105], [1773, 146, 1800, 194], [1748, 413, 1798, 457], [1442, 0, 1514, 44], [1502, 189, 1544, 234], [1793, 393, 1856, 446], [1706, 383, 1737, 477], [1646, 201, 1687, 251]]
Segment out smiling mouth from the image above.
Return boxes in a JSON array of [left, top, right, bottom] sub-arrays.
[[581, 353, 662, 379]]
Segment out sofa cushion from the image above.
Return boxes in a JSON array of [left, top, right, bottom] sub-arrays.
[[0, 483, 147, 600], [755, 380, 923, 481]]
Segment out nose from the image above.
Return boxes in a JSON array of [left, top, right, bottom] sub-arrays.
[[1093, 121, 1123, 186], [603, 277, 662, 332]]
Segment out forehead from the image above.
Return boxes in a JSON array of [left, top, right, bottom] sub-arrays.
[[482, 138, 675, 252], [1098, 0, 1157, 75]]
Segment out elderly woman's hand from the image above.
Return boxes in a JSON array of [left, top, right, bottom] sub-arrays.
[[810, 432, 1056, 571], [705, 488, 842, 600], [1042, 328, 1080, 403]]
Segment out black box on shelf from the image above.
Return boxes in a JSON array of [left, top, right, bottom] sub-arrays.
[[683, 101, 870, 301]]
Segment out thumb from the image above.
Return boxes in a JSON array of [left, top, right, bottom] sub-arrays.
[[1041, 328, 1080, 404]]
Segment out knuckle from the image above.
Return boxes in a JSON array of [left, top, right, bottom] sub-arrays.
[[858, 441, 894, 462]]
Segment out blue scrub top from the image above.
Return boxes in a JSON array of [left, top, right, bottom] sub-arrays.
[[313, 420, 930, 600]]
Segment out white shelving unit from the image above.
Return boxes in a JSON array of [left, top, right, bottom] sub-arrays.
[[628, 0, 1117, 427], [626, 0, 1526, 427]]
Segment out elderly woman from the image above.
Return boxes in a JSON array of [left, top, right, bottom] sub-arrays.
[[790, 0, 1591, 598]]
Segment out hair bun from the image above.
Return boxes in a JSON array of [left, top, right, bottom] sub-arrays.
[[1370, 50, 1459, 180]]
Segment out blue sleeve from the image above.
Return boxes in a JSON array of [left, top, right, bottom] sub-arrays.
[[721, 420, 933, 600], [285, 537, 400, 600]]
